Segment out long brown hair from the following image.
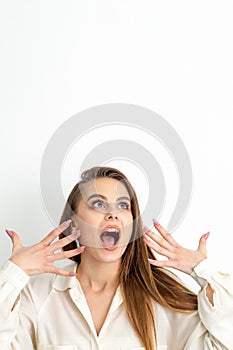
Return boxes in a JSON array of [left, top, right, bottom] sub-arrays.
[[59, 167, 197, 350]]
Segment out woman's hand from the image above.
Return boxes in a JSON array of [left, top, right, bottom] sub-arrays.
[[5, 220, 84, 277], [144, 220, 210, 275]]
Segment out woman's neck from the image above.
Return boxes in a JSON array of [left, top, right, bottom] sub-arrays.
[[76, 255, 120, 293]]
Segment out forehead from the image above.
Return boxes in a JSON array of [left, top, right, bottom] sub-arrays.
[[80, 177, 130, 201]]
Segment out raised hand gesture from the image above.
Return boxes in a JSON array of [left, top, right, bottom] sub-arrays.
[[5, 220, 84, 277], [144, 220, 210, 275]]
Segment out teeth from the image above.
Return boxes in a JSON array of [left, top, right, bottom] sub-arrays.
[[103, 228, 119, 233]]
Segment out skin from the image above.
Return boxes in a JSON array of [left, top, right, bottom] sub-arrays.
[[6, 221, 84, 277], [72, 178, 133, 263]]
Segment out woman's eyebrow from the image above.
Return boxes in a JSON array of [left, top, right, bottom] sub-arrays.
[[87, 193, 130, 202], [87, 194, 106, 201], [117, 196, 131, 202]]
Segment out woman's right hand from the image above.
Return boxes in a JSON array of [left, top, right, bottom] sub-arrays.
[[5, 220, 84, 277]]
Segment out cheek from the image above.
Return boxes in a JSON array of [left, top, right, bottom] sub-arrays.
[[121, 214, 133, 244], [76, 207, 101, 230], [76, 215, 102, 248]]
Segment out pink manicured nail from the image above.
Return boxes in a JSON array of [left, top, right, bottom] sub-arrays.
[[72, 229, 80, 237], [148, 258, 155, 264], [204, 231, 210, 239], [153, 219, 159, 226], [63, 219, 72, 227], [143, 234, 151, 243], [5, 229, 13, 237], [78, 246, 85, 252], [143, 226, 149, 232], [69, 272, 76, 276]]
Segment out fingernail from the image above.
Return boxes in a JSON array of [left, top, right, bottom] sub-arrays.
[[72, 229, 80, 237], [78, 246, 85, 251], [148, 258, 155, 263], [143, 234, 151, 243], [143, 226, 149, 232], [62, 220, 72, 228], [153, 219, 159, 226], [69, 272, 76, 276], [5, 229, 13, 237], [204, 231, 210, 239]]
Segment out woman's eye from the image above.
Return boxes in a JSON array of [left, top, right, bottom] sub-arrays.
[[92, 200, 106, 209], [118, 202, 130, 210], [91, 200, 130, 211]]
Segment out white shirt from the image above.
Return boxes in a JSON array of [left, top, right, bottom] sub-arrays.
[[0, 258, 232, 350]]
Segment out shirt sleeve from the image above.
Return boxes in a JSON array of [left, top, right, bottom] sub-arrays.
[[190, 258, 233, 349], [0, 260, 36, 350]]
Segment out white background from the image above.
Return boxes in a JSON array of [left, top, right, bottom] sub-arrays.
[[0, 1, 233, 277]]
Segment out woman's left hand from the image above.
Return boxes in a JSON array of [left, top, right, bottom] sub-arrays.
[[144, 220, 210, 275]]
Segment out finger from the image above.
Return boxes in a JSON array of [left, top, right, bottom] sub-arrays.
[[40, 220, 72, 247], [144, 228, 173, 251], [198, 231, 210, 252], [148, 258, 176, 268], [5, 230, 22, 250], [152, 220, 178, 247], [46, 246, 85, 262], [44, 265, 77, 277], [46, 229, 80, 253], [144, 235, 174, 258]]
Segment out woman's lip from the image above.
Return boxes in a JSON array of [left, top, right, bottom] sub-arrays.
[[102, 245, 119, 251]]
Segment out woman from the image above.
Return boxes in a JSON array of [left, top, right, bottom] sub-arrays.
[[0, 166, 232, 349]]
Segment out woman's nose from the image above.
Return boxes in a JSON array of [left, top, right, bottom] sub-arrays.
[[105, 213, 119, 220]]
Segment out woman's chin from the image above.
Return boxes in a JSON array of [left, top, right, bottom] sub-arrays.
[[83, 245, 127, 264]]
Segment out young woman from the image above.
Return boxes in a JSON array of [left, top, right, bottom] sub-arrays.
[[0, 166, 232, 349]]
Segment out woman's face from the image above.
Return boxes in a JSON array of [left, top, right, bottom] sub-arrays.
[[73, 177, 134, 263]]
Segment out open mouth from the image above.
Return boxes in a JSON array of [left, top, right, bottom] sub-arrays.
[[100, 226, 120, 249]]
